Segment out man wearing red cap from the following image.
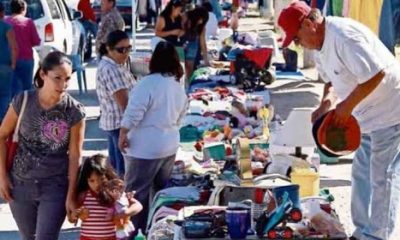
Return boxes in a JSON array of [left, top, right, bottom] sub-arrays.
[[278, 1, 400, 240]]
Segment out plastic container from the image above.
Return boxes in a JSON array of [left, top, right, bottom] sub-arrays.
[[226, 209, 250, 239], [317, 148, 339, 164], [291, 169, 320, 197], [203, 142, 226, 160], [134, 229, 146, 240], [272, 184, 300, 209]]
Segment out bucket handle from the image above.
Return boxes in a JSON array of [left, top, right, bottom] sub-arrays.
[[253, 173, 291, 184]]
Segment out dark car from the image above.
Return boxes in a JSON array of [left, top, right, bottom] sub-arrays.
[[92, 0, 134, 28]]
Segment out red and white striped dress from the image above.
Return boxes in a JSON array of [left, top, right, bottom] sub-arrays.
[[80, 190, 116, 240]]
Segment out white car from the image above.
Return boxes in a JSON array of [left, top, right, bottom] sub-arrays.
[[1, 0, 87, 60]]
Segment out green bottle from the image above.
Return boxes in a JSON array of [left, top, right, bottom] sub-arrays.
[[134, 229, 146, 240]]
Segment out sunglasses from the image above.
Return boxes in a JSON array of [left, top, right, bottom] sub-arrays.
[[113, 45, 132, 54]]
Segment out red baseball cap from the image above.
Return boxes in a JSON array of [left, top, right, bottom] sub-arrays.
[[278, 1, 311, 48]]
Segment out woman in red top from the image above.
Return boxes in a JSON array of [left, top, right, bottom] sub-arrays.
[[78, 0, 98, 40]]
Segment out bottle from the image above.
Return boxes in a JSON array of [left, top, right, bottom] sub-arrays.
[[310, 152, 320, 171], [134, 229, 146, 240]]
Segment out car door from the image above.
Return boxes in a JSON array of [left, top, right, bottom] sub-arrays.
[[36, 0, 66, 52], [53, 0, 74, 54]]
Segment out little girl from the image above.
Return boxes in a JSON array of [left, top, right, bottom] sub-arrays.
[[71, 154, 142, 240]]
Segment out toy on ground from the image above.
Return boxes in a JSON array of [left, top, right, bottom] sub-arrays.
[[255, 191, 302, 239]]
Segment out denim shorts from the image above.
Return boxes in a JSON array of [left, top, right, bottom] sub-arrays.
[[184, 39, 199, 61]]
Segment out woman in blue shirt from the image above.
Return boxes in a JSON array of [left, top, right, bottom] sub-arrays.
[[0, 2, 17, 123]]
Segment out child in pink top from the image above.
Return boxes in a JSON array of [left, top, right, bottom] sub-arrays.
[[70, 154, 142, 240]]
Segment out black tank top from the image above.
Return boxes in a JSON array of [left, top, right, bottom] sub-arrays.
[[161, 13, 183, 46]]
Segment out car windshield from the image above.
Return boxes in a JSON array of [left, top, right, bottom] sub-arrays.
[[1, 0, 45, 20]]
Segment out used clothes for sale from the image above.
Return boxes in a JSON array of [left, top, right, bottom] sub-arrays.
[[379, 0, 400, 53]]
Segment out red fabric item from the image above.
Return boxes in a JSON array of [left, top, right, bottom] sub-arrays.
[[78, 0, 96, 22], [80, 236, 116, 240], [311, 0, 317, 8], [277, 1, 311, 48], [80, 191, 116, 239], [243, 48, 273, 69], [5, 133, 18, 172]]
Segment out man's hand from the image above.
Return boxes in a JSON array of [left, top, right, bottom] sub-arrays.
[[311, 101, 331, 123], [333, 100, 354, 127]]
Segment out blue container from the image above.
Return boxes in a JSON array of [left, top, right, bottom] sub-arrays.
[[226, 209, 250, 239], [272, 184, 301, 209]]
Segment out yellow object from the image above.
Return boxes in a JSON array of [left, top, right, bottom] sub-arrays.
[[348, 0, 383, 34], [257, 107, 270, 139], [236, 138, 253, 186], [291, 168, 320, 197]]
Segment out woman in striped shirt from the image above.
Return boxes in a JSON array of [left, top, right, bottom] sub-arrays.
[[70, 154, 142, 240]]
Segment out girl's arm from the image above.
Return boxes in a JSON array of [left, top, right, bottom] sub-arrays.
[[66, 119, 86, 221], [114, 197, 143, 220], [0, 106, 18, 202], [200, 28, 209, 65], [6, 29, 18, 70]]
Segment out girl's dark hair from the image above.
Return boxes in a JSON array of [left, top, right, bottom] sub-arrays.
[[0, 2, 5, 13], [161, 0, 183, 19], [76, 154, 119, 206], [10, 0, 26, 14], [184, 7, 209, 37], [99, 30, 130, 58], [149, 41, 183, 81], [202, 2, 213, 12], [34, 51, 72, 88]]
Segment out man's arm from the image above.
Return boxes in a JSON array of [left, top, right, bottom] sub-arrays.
[[333, 70, 385, 125], [311, 82, 338, 123]]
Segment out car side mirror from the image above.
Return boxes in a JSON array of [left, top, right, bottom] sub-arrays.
[[73, 10, 83, 20]]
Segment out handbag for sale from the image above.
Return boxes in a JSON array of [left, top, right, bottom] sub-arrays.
[[5, 91, 28, 172]]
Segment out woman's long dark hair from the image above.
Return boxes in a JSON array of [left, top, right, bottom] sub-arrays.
[[149, 41, 183, 81], [76, 154, 118, 206], [160, 0, 183, 19], [33, 51, 72, 89], [98, 30, 130, 58], [184, 7, 208, 38]]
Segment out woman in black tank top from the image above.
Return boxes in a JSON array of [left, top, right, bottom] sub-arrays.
[[155, 0, 184, 46]]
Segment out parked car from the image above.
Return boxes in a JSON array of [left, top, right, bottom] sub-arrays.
[[92, 0, 134, 28], [1, 0, 88, 60]]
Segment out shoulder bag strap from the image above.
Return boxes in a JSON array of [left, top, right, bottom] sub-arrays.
[[12, 91, 28, 142]]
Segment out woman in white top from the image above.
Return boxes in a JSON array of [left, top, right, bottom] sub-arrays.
[[118, 41, 188, 233]]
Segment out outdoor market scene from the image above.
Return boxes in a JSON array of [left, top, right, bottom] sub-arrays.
[[0, 0, 400, 239]]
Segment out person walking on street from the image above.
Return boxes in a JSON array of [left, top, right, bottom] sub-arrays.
[[0, 2, 18, 123], [0, 51, 86, 240], [278, 2, 400, 239], [95, 0, 125, 57], [5, 0, 40, 97], [96, 30, 136, 177], [77, 0, 98, 38], [119, 41, 188, 234]]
